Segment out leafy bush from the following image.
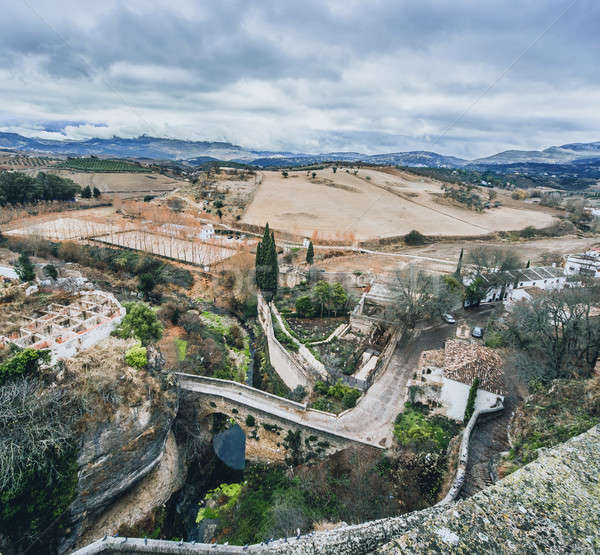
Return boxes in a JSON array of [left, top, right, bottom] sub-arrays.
[[273, 323, 299, 352], [394, 403, 457, 450], [196, 483, 243, 522], [115, 302, 163, 346], [311, 398, 334, 412], [485, 331, 506, 348], [404, 230, 427, 246], [43, 264, 58, 280], [245, 414, 256, 427], [14, 252, 36, 282], [125, 345, 148, 368], [0, 349, 50, 386], [342, 388, 361, 409], [295, 295, 314, 317], [463, 377, 480, 422]]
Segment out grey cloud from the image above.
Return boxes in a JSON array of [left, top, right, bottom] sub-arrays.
[[0, 0, 599, 157]]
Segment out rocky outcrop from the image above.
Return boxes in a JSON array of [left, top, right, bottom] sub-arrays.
[[73, 424, 600, 554], [76, 431, 185, 548], [59, 340, 179, 553]]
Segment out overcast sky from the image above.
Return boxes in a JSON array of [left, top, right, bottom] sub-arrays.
[[0, 0, 598, 158]]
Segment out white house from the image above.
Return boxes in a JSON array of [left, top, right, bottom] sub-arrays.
[[199, 223, 215, 241], [465, 265, 566, 305], [564, 248, 600, 279]]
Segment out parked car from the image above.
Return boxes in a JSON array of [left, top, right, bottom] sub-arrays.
[[442, 313, 456, 324], [471, 326, 484, 338]]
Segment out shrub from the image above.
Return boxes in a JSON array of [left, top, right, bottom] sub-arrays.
[[404, 230, 427, 246], [520, 226, 537, 238], [289, 385, 307, 402], [14, 252, 36, 282], [394, 402, 457, 450], [125, 345, 148, 368], [311, 398, 334, 412], [295, 295, 314, 317], [245, 414, 256, 427], [485, 331, 506, 348], [464, 377, 480, 422], [0, 349, 50, 385], [43, 264, 58, 280], [342, 388, 361, 409], [115, 302, 163, 346]]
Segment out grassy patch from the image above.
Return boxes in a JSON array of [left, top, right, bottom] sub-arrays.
[[310, 379, 361, 414], [174, 338, 187, 362]]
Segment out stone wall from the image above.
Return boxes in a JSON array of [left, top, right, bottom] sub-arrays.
[[73, 424, 600, 554], [257, 292, 313, 389]]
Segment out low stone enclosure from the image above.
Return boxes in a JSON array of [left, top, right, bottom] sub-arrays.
[[0, 290, 125, 363], [73, 424, 600, 554]]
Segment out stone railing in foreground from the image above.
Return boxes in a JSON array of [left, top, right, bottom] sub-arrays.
[[71, 424, 600, 554]]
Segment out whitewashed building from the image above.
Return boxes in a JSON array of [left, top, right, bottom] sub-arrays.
[[465, 265, 566, 305], [564, 248, 600, 279]]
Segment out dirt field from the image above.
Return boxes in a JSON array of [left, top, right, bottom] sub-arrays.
[[5, 217, 121, 240], [49, 169, 182, 198], [94, 231, 238, 267], [242, 168, 556, 240]]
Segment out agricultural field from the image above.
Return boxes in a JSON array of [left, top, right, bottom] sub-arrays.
[[5, 217, 120, 240], [242, 167, 557, 241], [94, 230, 239, 267], [58, 158, 148, 172], [48, 169, 182, 198]]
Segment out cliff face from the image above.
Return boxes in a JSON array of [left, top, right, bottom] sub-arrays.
[[59, 340, 179, 553], [71, 424, 600, 554]]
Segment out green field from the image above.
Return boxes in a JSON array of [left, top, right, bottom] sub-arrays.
[[60, 158, 149, 172]]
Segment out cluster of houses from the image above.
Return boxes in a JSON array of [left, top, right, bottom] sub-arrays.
[[468, 247, 600, 310]]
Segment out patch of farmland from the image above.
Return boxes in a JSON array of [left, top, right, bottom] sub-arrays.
[[242, 168, 556, 241], [5, 217, 118, 240], [49, 170, 182, 197], [95, 231, 238, 267]]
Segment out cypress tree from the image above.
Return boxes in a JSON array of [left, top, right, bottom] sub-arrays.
[[255, 240, 263, 289], [454, 247, 464, 279], [269, 231, 278, 293], [306, 241, 314, 265]]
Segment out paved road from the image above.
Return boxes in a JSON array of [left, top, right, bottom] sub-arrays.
[[333, 307, 495, 447]]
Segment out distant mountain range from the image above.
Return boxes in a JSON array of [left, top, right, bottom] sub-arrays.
[[1, 131, 599, 171]]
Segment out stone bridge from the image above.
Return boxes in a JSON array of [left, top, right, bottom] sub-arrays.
[[176, 373, 382, 463]]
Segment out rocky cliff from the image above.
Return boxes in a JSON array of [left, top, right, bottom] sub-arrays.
[[73, 424, 600, 554], [59, 340, 179, 553]]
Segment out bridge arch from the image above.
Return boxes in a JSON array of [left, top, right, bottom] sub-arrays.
[[177, 373, 381, 464]]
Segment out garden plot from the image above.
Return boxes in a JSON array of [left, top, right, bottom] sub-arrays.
[[94, 230, 238, 267], [5, 217, 117, 240]]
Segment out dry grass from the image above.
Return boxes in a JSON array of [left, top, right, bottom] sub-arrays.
[[62, 337, 172, 426], [242, 168, 556, 241]]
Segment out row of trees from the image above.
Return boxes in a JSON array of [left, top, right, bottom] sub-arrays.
[[0, 171, 81, 206], [255, 223, 279, 298], [81, 185, 101, 199]]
